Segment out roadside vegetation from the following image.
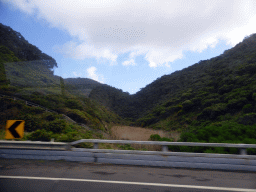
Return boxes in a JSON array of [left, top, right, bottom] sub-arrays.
[[0, 95, 126, 143]]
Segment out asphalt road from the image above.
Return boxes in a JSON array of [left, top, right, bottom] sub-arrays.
[[0, 159, 256, 192]]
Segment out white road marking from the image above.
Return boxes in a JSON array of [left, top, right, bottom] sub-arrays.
[[0, 175, 255, 192]]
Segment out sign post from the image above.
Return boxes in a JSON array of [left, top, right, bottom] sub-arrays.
[[5, 120, 24, 139]]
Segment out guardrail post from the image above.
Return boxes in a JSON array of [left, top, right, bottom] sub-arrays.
[[240, 148, 247, 155], [162, 145, 168, 152], [94, 143, 99, 149], [66, 144, 72, 151]]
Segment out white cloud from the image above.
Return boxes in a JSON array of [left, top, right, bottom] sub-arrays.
[[86, 66, 104, 83], [5, 0, 256, 67], [2, 0, 36, 14], [54, 41, 118, 63], [73, 71, 81, 77], [122, 59, 136, 66]]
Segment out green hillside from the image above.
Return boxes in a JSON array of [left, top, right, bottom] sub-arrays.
[[135, 34, 256, 129], [0, 24, 126, 144], [64, 78, 102, 97], [89, 34, 256, 128]]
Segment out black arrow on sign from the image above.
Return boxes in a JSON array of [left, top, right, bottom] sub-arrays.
[[8, 121, 22, 138]]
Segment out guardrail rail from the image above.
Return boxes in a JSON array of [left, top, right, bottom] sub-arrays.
[[1, 139, 256, 171], [69, 139, 256, 155]]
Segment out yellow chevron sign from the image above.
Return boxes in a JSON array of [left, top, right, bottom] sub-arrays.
[[5, 120, 24, 139]]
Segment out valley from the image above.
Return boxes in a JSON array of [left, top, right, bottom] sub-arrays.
[[1, 23, 256, 155]]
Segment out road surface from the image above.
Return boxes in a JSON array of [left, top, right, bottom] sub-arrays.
[[0, 159, 256, 192]]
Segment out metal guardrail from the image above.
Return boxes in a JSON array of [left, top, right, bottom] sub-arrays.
[[2, 140, 256, 172], [70, 139, 256, 155], [0, 140, 68, 150], [2, 139, 256, 155]]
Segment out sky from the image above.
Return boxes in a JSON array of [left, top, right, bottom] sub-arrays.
[[1, 0, 256, 94]]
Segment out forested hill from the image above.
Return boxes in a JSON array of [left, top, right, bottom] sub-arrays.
[[0, 23, 125, 142], [64, 78, 101, 88], [89, 34, 256, 129], [0, 23, 57, 69], [133, 34, 256, 115], [64, 78, 102, 97]]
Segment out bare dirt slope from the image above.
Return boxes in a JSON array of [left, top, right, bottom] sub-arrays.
[[101, 126, 181, 151], [110, 126, 180, 141]]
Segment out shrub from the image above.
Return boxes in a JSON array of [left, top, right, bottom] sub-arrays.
[[160, 137, 173, 142], [27, 129, 52, 141], [149, 134, 174, 151], [202, 98, 220, 108], [167, 105, 183, 113], [29, 107, 45, 114], [182, 100, 194, 110], [191, 97, 202, 107], [253, 93, 256, 101], [198, 103, 227, 120], [164, 100, 174, 107], [64, 124, 78, 133], [177, 109, 184, 116], [219, 113, 232, 121], [149, 134, 161, 141], [66, 109, 88, 124], [237, 113, 256, 125], [119, 144, 135, 150], [44, 113, 58, 121], [153, 106, 166, 116], [218, 84, 233, 94], [47, 119, 67, 133], [19, 114, 44, 132], [227, 97, 248, 110], [149, 134, 173, 142], [242, 104, 253, 113], [181, 92, 192, 100], [136, 114, 158, 127], [236, 64, 256, 75], [65, 99, 83, 110], [58, 132, 79, 142]]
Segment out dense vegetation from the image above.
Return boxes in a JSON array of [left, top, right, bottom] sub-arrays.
[[176, 121, 256, 155], [0, 94, 123, 143], [151, 121, 256, 155]]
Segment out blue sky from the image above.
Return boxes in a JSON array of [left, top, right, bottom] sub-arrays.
[[1, 1, 256, 94]]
